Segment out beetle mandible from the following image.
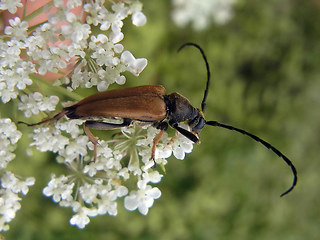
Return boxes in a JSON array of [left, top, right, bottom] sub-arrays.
[[19, 43, 297, 197]]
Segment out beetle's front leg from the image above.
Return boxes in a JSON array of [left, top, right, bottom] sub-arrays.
[[84, 119, 132, 161], [151, 122, 168, 167]]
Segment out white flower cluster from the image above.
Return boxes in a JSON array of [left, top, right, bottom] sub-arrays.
[[35, 122, 193, 229], [0, 118, 21, 168], [59, 0, 148, 91], [171, 0, 237, 30], [0, 118, 35, 231], [18, 92, 59, 118], [0, 0, 22, 14], [0, 0, 147, 105], [31, 120, 86, 161], [0, 17, 35, 103], [0, 0, 196, 230]]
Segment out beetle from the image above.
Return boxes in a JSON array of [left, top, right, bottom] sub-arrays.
[[19, 43, 297, 197]]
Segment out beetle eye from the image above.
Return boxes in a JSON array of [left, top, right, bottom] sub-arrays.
[[190, 116, 206, 133]]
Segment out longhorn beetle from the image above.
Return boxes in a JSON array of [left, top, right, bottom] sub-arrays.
[[19, 43, 297, 197]]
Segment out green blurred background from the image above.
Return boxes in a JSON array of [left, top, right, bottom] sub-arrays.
[[4, 0, 320, 239]]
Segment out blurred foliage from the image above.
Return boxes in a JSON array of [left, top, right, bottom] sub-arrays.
[[3, 0, 320, 239]]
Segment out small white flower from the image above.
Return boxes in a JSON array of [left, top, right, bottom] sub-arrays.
[[109, 29, 124, 43], [18, 92, 59, 118], [84, 142, 121, 175], [96, 196, 118, 216], [4, 17, 28, 41], [0, 0, 23, 13], [171, 131, 194, 160], [91, 46, 115, 67], [171, 0, 237, 30], [31, 127, 69, 153], [61, 135, 88, 163], [141, 171, 163, 184], [0, 118, 22, 168], [79, 183, 99, 204], [0, 39, 34, 103], [70, 212, 90, 229], [0, 171, 35, 231], [115, 185, 129, 198], [1, 172, 35, 195], [118, 168, 130, 180], [43, 174, 74, 202], [36, 46, 69, 75], [124, 180, 161, 215], [39, 95, 60, 111], [70, 206, 96, 229], [0, 118, 21, 145], [56, 119, 84, 138], [66, 0, 82, 9], [83, 162, 100, 177], [0, 189, 20, 231], [62, 19, 91, 47], [132, 11, 147, 26], [120, 51, 148, 76]]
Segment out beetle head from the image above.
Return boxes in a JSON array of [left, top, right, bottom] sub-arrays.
[[188, 109, 206, 134]]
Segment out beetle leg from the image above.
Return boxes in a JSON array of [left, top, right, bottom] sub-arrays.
[[112, 132, 123, 138], [169, 121, 200, 144], [84, 119, 132, 161], [167, 130, 179, 146], [83, 123, 99, 162], [84, 118, 132, 130], [151, 122, 168, 167], [151, 130, 164, 165]]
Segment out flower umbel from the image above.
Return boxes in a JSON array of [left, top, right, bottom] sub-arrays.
[[171, 0, 237, 30], [0, 118, 21, 168], [0, 119, 35, 231], [0, 0, 195, 231], [37, 123, 193, 228], [0, 172, 35, 231]]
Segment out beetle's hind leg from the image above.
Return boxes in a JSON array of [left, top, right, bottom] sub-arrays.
[[84, 119, 132, 162]]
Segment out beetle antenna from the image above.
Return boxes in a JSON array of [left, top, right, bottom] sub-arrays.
[[206, 120, 297, 197], [178, 43, 211, 112], [18, 118, 53, 126], [17, 110, 67, 127]]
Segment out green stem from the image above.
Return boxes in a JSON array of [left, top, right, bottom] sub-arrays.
[[31, 74, 83, 101], [28, 22, 48, 33], [22, 1, 54, 23]]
